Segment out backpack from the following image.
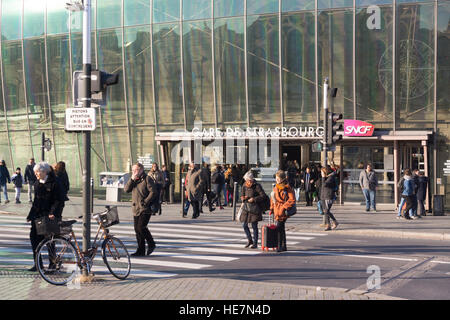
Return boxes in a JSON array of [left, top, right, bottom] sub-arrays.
[[255, 183, 270, 212]]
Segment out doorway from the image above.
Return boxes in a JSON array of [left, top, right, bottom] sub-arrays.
[[281, 145, 301, 170]]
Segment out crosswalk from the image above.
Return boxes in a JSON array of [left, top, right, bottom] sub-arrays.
[[0, 215, 327, 280]]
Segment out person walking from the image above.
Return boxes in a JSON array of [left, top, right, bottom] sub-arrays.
[[410, 169, 420, 219], [416, 171, 428, 217], [26, 162, 65, 271], [240, 171, 266, 249], [161, 165, 171, 204], [211, 165, 225, 210], [200, 163, 215, 213], [124, 163, 158, 256], [148, 163, 164, 215], [54, 161, 70, 218], [320, 167, 339, 231], [359, 163, 378, 212], [301, 166, 316, 206], [24, 158, 36, 203], [0, 160, 11, 204], [11, 168, 24, 204], [270, 170, 296, 252], [397, 168, 415, 220], [187, 164, 205, 219]]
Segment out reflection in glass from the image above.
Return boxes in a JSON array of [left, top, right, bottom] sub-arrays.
[[282, 12, 316, 125], [214, 0, 244, 18], [396, 3, 434, 129], [46, 0, 70, 35], [1, 41, 27, 131], [0, 132, 9, 163], [97, 0, 122, 29], [24, 38, 50, 130], [356, 5, 393, 128], [183, 20, 215, 129], [153, 0, 180, 23], [282, 0, 315, 12], [247, 15, 281, 127], [214, 17, 246, 127], [23, 0, 45, 38], [124, 26, 154, 125], [124, 0, 150, 26], [9, 130, 32, 170], [318, 10, 353, 120], [97, 29, 126, 126], [1, 0, 21, 40], [247, 0, 279, 15], [103, 126, 130, 172], [53, 129, 83, 188], [183, 0, 211, 20], [318, 0, 353, 9], [153, 23, 184, 131], [47, 35, 71, 129], [130, 126, 156, 166]]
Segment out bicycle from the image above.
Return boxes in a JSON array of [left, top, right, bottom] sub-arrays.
[[34, 206, 131, 286]]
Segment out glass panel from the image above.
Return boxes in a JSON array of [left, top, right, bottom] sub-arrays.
[[9, 131, 32, 171], [396, 3, 435, 129], [47, 35, 72, 129], [124, 0, 150, 26], [247, 0, 279, 15], [247, 14, 281, 127], [183, 20, 215, 130], [437, 1, 450, 124], [0, 132, 9, 164], [71, 32, 96, 72], [97, 0, 122, 29], [23, 38, 50, 130], [183, 0, 211, 20], [1, 0, 22, 40], [318, 10, 353, 121], [153, 0, 180, 23], [47, 0, 70, 35], [23, 0, 45, 38], [0, 77, 4, 131], [53, 129, 83, 190], [97, 28, 126, 126], [214, 0, 244, 18], [70, 7, 96, 33], [130, 126, 156, 166], [2, 41, 27, 130], [318, 0, 353, 9], [124, 26, 154, 125], [153, 23, 184, 131], [282, 12, 316, 125], [357, 0, 393, 6], [214, 17, 246, 127], [356, 5, 393, 128], [103, 126, 130, 172], [283, 0, 315, 12]]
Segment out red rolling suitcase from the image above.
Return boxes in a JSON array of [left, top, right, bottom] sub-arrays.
[[261, 213, 278, 251]]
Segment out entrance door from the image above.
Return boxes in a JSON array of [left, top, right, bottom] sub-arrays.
[[281, 145, 301, 170]]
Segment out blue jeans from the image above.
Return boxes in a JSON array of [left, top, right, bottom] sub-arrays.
[[183, 200, 190, 215], [317, 200, 324, 215], [0, 183, 8, 201], [362, 189, 376, 210], [243, 222, 258, 244], [397, 197, 414, 217]]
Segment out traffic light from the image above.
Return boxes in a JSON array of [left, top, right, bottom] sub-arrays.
[[327, 112, 343, 148], [91, 70, 119, 106]]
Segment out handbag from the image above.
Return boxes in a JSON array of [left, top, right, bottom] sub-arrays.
[[236, 203, 244, 221], [284, 190, 297, 217], [35, 216, 60, 236]]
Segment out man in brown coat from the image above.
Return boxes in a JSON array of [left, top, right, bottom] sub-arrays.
[[124, 163, 158, 256], [186, 164, 205, 219]]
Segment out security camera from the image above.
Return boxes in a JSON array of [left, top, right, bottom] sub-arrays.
[[65, 0, 84, 12]]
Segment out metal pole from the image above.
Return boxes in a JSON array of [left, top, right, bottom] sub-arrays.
[[232, 182, 238, 221], [41, 132, 45, 162], [181, 178, 186, 217], [81, 0, 92, 268], [322, 78, 329, 168], [90, 177, 94, 214]]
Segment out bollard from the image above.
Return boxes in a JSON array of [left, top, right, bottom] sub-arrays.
[[169, 184, 174, 204], [232, 182, 238, 221], [181, 178, 186, 217]]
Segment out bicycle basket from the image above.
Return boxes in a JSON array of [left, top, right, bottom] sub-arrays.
[[99, 206, 119, 228], [35, 216, 60, 236]]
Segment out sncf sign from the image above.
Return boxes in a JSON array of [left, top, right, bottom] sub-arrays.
[[344, 120, 375, 137]]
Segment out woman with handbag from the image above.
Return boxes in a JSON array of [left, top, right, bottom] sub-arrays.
[[270, 170, 296, 252], [124, 163, 158, 256], [240, 171, 267, 249], [26, 162, 65, 271]]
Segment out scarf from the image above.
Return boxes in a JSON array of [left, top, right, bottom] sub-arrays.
[[245, 180, 254, 188]]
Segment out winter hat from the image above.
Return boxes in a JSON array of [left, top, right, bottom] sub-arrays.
[[243, 171, 254, 181]]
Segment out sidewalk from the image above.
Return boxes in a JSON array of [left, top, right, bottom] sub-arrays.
[[2, 193, 448, 300]]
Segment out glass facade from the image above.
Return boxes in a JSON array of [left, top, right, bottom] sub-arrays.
[[0, 0, 447, 207]]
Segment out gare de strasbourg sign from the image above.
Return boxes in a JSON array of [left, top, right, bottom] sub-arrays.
[[191, 120, 375, 139]]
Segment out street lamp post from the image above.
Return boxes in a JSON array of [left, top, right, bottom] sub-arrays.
[[322, 77, 329, 168]]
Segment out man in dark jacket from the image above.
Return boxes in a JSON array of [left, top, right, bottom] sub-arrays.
[[416, 171, 428, 217], [125, 163, 158, 256], [301, 166, 316, 206], [320, 167, 339, 231], [24, 158, 36, 203], [26, 162, 65, 271], [0, 160, 11, 204]]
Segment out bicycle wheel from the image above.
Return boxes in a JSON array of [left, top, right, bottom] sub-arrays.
[[35, 236, 80, 286], [102, 236, 131, 280]]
